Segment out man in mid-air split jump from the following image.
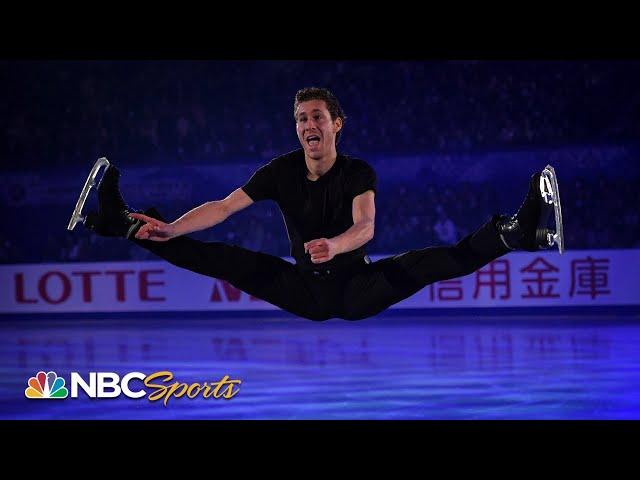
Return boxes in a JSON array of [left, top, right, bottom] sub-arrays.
[[68, 87, 565, 321]]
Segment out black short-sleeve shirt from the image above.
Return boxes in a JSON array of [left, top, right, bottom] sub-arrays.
[[242, 148, 376, 270]]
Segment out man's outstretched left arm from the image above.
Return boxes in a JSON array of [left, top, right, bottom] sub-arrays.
[[304, 190, 376, 264]]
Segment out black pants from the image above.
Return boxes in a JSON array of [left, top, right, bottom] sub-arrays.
[[133, 209, 510, 321]]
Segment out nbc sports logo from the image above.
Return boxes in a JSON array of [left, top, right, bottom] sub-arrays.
[[25, 371, 69, 399], [22, 370, 240, 404]]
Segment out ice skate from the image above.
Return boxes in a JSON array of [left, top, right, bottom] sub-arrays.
[[497, 164, 565, 254], [67, 157, 142, 238]]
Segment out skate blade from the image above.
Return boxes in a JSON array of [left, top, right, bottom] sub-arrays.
[[540, 164, 565, 254], [67, 157, 111, 231]]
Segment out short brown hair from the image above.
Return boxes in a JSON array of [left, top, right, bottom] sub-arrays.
[[294, 87, 347, 144]]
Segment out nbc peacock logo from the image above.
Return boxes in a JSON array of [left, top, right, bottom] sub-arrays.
[[25, 371, 69, 399]]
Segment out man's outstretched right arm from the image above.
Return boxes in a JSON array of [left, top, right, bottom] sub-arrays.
[[131, 188, 254, 242]]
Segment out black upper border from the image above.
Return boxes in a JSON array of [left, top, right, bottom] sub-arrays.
[[3, 12, 639, 60]]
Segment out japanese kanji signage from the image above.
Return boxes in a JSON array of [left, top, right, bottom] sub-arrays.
[[0, 250, 638, 313]]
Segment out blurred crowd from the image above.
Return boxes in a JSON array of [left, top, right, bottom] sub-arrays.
[[3, 60, 640, 170], [2, 60, 639, 264]]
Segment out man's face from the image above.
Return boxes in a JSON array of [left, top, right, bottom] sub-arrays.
[[295, 99, 342, 160]]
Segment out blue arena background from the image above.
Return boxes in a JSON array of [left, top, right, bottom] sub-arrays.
[[1, 60, 639, 419]]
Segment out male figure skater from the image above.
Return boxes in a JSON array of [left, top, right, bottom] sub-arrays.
[[70, 87, 564, 321]]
